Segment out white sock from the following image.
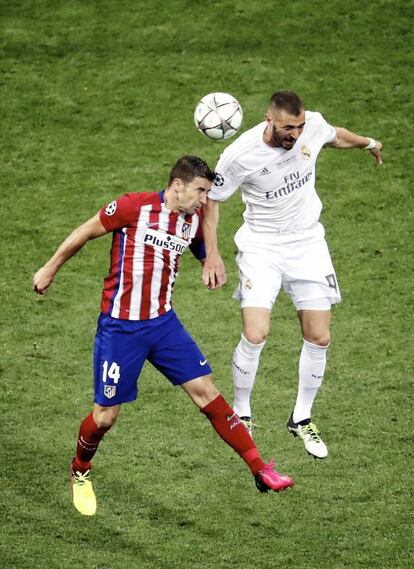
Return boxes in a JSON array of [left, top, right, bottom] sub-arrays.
[[293, 339, 329, 424], [232, 334, 266, 418]]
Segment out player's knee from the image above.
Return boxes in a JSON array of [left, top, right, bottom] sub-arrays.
[[243, 327, 270, 345], [94, 414, 117, 429], [182, 374, 220, 408], [93, 406, 120, 429], [198, 374, 220, 400], [304, 333, 331, 347]]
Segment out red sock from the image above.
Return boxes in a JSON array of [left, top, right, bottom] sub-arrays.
[[72, 412, 111, 473], [201, 395, 265, 475]]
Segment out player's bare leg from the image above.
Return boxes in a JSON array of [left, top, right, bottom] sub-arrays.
[[71, 404, 121, 515], [232, 307, 270, 436], [182, 374, 293, 492], [287, 310, 331, 459]]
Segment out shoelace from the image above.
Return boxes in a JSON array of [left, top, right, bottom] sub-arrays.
[[73, 470, 91, 485], [262, 459, 276, 473], [240, 418, 258, 429], [302, 423, 322, 442]]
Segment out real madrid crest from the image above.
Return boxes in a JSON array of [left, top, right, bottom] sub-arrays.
[[301, 145, 311, 159]]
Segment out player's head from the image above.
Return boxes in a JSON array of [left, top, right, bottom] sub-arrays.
[[265, 91, 306, 149], [167, 155, 215, 214]]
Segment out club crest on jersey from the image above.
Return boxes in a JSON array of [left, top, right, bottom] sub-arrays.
[[301, 145, 311, 159], [104, 385, 116, 399], [105, 201, 117, 216], [181, 221, 192, 240]]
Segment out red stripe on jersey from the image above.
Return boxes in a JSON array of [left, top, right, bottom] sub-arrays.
[[118, 227, 136, 320], [157, 213, 179, 316], [101, 230, 122, 314], [170, 246, 181, 298], [139, 209, 160, 320]]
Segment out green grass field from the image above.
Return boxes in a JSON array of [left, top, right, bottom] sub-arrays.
[[1, 1, 413, 567]]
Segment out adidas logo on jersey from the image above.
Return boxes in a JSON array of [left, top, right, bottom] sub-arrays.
[[259, 167, 271, 176]]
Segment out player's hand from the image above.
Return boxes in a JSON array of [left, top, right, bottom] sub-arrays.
[[370, 140, 383, 165], [202, 253, 227, 289], [33, 266, 56, 295]]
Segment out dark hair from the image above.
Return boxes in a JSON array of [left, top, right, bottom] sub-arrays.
[[269, 91, 304, 116], [168, 155, 216, 186]]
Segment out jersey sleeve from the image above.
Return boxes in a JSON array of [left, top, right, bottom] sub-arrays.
[[208, 152, 245, 202], [99, 193, 141, 232], [315, 112, 336, 144]]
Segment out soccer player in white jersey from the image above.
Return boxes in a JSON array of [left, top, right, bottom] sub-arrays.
[[202, 91, 383, 459], [33, 155, 294, 516]]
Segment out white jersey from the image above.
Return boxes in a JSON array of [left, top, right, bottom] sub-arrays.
[[209, 111, 336, 232]]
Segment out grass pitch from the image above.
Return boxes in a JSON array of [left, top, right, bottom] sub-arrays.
[[1, 1, 413, 568]]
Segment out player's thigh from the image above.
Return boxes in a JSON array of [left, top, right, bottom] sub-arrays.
[[282, 232, 341, 307], [234, 248, 282, 310], [148, 311, 213, 385], [298, 309, 331, 345], [93, 314, 148, 406]]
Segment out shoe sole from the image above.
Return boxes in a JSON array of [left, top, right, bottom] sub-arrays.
[[255, 480, 293, 493]]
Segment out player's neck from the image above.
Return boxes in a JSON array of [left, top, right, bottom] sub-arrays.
[[263, 125, 279, 148], [163, 187, 179, 212]]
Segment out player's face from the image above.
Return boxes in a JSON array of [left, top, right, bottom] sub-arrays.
[[265, 108, 306, 150], [176, 176, 211, 214]]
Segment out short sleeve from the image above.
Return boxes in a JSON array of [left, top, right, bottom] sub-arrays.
[[208, 154, 245, 202], [314, 111, 336, 144], [99, 193, 140, 232]]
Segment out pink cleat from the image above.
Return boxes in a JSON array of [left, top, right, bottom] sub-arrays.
[[255, 460, 294, 493]]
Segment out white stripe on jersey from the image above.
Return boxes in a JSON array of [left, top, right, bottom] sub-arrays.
[[111, 229, 128, 319], [148, 207, 169, 317], [128, 206, 151, 319]]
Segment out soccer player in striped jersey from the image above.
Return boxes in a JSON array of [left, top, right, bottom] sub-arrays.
[[33, 155, 293, 516], [203, 91, 383, 459]]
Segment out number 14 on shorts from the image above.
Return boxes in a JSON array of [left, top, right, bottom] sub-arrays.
[[102, 360, 121, 384]]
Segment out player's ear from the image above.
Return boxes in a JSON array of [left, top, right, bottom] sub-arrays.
[[172, 178, 183, 193]]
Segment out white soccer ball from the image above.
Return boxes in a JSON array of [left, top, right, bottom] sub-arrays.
[[194, 92, 243, 140]]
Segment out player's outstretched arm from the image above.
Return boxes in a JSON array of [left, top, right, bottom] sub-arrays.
[[202, 197, 227, 289], [328, 127, 383, 164], [33, 213, 107, 295]]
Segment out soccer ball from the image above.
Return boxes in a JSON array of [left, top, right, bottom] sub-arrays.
[[194, 92, 243, 140]]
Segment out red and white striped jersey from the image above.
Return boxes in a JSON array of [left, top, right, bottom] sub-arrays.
[[99, 191, 204, 320]]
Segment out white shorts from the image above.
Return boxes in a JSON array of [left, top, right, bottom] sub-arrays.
[[233, 222, 341, 310]]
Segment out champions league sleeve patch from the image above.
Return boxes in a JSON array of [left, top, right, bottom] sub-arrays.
[[105, 200, 117, 216], [213, 173, 225, 187]]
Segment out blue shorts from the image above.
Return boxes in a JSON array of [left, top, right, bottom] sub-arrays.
[[93, 310, 212, 406]]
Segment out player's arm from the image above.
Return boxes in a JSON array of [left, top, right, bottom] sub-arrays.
[[33, 213, 107, 295], [328, 127, 383, 164], [202, 197, 227, 289]]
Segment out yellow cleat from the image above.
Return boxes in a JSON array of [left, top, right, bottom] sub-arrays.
[[70, 468, 97, 516]]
